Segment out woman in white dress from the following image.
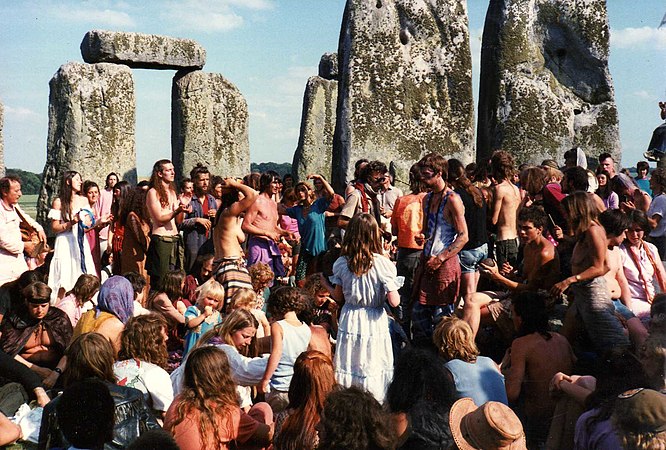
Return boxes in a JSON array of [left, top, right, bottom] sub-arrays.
[[48, 171, 97, 302], [328, 213, 400, 402]]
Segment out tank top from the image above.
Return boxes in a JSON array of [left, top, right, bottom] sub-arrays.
[[423, 191, 457, 257], [455, 188, 488, 250], [444, 356, 508, 406], [271, 319, 311, 391]]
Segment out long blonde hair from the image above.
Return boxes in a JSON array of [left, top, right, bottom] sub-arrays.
[[341, 213, 383, 276]]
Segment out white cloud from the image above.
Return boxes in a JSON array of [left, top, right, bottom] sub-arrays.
[[610, 26, 666, 50], [633, 90, 651, 100], [160, 0, 274, 33], [4, 105, 40, 121], [49, 6, 136, 28]]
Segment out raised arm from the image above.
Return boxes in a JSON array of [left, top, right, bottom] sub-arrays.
[[309, 174, 334, 199], [223, 179, 258, 218]]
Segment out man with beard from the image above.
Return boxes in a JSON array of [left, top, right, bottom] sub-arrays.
[[338, 160, 388, 230], [180, 164, 217, 272]]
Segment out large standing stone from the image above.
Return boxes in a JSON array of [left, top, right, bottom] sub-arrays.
[[0, 99, 4, 177], [332, 0, 475, 191], [292, 72, 338, 182], [477, 0, 620, 165], [38, 62, 136, 223], [81, 30, 206, 70], [172, 71, 250, 180]]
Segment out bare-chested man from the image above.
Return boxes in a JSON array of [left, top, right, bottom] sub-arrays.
[[242, 171, 293, 278], [145, 159, 191, 288], [490, 151, 522, 268], [212, 178, 257, 308], [462, 205, 560, 338], [551, 191, 630, 351]]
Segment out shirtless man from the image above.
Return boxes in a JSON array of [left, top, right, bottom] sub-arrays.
[[551, 191, 630, 351], [462, 205, 560, 338], [145, 159, 191, 288], [213, 178, 257, 308], [242, 171, 293, 278], [490, 151, 522, 267], [502, 291, 575, 447]]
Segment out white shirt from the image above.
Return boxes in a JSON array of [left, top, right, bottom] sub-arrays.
[[0, 200, 42, 285]]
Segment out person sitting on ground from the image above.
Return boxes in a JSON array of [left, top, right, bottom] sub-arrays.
[[273, 351, 336, 450], [229, 288, 270, 338], [55, 273, 100, 327], [317, 386, 395, 450], [501, 291, 575, 448], [165, 346, 274, 450], [39, 332, 159, 450], [434, 316, 507, 406], [123, 271, 150, 316], [612, 388, 666, 449], [182, 253, 215, 305], [147, 269, 187, 351], [183, 278, 224, 356], [114, 313, 174, 421], [386, 348, 456, 450], [462, 205, 560, 339]]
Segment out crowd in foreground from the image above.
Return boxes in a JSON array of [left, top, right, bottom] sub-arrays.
[[0, 147, 665, 450]]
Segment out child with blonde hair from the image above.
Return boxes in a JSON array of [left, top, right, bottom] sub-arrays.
[[182, 278, 224, 355], [230, 288, 270, 338]]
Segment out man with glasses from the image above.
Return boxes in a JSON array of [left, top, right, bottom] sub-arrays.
[[338, 160, 388, 229]]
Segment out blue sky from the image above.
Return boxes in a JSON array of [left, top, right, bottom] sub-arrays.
[[1, 1, 664, 177]]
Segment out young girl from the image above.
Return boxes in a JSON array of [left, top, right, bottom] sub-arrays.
[[259, 286, 311, 413], [55, 273, 100, 327], [324, 213, 400, 403], [229, 288, 270, 339], [183, 279, 224, 355], [249, 262, 274, 311]]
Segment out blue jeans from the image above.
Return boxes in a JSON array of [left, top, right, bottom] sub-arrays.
[[459, 243, 488, 274]]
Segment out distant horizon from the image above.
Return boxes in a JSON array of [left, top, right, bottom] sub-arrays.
[[1, 1, 664, 174]]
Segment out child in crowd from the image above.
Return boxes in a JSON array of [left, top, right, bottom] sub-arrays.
[[259, 286, 311, 413], [148, 269, 187, 352], [55, 274, 100, 327], [123, 271, 150, 316], [100, 251, 113, 283], [302, 273, 338, 337], [230, 288, 270, 338], [182, 279, 224, 355], [249, 262, 274, 311]]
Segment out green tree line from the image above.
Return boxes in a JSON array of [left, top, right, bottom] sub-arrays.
[[6, 168, 42, 195]]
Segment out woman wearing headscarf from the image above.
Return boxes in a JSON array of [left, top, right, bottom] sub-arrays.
[[73, 275, 134, 355]]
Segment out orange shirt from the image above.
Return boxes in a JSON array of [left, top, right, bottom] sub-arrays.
[[391, 193, 426, 249]]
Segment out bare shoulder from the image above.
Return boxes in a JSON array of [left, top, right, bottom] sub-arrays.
[[51, 197, 62, 210]]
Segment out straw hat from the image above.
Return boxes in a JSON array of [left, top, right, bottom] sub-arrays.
[[449, 398, 527, 450]]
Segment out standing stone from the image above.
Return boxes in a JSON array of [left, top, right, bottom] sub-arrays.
[[332, 0, 475, 191], [292, 71, 338, 182], [81, 30, 206, 70], [0, 99, 4, 177], [38, 62, 136, 223], [477, 0, 621, 165], [172, 70, 250, 180], [318, 53, 339, 80]]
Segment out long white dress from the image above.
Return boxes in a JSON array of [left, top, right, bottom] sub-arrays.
[[47, 208, 96, 303], [331, 253, 399, 403]]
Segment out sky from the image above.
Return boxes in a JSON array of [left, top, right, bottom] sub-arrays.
[[0, 1, 664, 177]]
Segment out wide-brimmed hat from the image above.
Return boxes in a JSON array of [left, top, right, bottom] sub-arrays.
[[613, 388, 666, 434], [449, 398, 527, 450]]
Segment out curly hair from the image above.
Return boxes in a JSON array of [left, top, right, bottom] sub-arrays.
[[341, 213, 383, 276], [248, 263, 274, 292], [275, 351, 336, 450], [317, 386, 395, 450], [517, 205, 548, 230], [121, 186, 150, 226], [167, 346, 239, 449], [63, 333, 116, 387], [433, 316, 479, 363], [490, 150, 515, 182], [196, 308, 258, 357], [302, 273, 328, 299], [65, 274, 100, 307], [149, 159, 175, 208], [118, 314, 168, 369], [268, 286, 305, 318], [651, 167, 666, 194]]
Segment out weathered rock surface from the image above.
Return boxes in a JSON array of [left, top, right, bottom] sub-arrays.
[[38, 62, 136, 223], [0, 100, 4, 177], [172, 70, 250, 180], [81, 30, 206, 70], [332, 0, 475, 190], [477, 0, 620, 165], [318, 53, 339, 80], [292, 75, 338, 182]]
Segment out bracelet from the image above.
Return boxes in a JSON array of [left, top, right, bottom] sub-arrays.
[[53, 367, 63, 375]]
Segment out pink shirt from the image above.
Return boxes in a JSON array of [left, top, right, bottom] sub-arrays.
[[97, 188, 113, 240]]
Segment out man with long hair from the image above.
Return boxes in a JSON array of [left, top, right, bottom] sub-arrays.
[[490, 150, 522, 268], [145, 159, 191, 288], [180, 163, 217, 272]]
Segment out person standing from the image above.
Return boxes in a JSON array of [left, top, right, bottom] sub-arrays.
[[490, 150, 522, 268], [145, 160, 191, 289], [647, 167, 666, 259], [180, 164, 217, 272], [0, 176, 46, 286], [338, 161, 387, 230], [97, 172, 118, 256], [412, 154, 468, 346]]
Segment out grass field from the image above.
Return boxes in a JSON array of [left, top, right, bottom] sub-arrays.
[[19, 194, 38, 217]]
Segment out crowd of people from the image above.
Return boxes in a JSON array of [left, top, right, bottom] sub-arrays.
[[0, 148, 665, 450]]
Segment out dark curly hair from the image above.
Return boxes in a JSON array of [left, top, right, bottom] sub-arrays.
[[118, 314, 168, 369], [267, 286, 305, 318], [517, 205, 548, 230], [317, 386, 395, 450]]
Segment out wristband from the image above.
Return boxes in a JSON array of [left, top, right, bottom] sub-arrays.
[[54, 367, 63, 375]]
